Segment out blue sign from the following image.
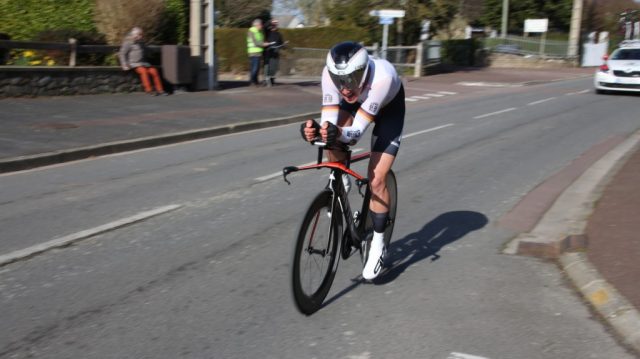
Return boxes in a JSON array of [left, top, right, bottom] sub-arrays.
[[379, 17, 394, 25]]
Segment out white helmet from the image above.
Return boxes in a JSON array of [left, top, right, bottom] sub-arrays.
[[326, 41, 370, 92]]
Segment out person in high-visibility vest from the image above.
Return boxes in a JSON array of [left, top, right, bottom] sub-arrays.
[[247, 19, 273, 86]]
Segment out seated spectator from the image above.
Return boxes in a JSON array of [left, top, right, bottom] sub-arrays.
[[119, 27, 168, 96]]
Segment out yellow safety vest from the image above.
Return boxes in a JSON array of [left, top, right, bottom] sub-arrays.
[[247, 27, 264, 55]]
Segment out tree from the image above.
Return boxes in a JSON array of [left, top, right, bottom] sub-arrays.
[[482, 0, 572, 33], [215, 0, 272, 27], [584, 0, 640, 35], [94, 0, 166, 44]]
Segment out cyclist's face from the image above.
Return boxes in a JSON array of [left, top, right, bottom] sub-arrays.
[[340, 87, 359, 104]]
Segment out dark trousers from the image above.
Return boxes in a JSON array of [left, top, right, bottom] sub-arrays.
[[249, 56, 261, 85], [264, 57, 279, 86]]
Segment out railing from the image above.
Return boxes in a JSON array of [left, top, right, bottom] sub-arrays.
[[290, 42, 441, 78], [484, 35, 570, 58], [0, 39, 160, 66]]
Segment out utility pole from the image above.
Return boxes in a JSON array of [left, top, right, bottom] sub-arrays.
[[568, 0, 583, 58], [501, 0, 509, 38]]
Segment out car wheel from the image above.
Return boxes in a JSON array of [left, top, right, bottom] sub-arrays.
[[595, 89, 608, 95]]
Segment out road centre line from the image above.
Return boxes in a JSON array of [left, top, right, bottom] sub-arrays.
[[254, 148, 365, 182], [527, 97, 556, 106], [402, 123, 455, 139], [565, 89, 589, 96], [473, 107, 517, 119], [0, 204, 183, 267], [447, 352, 491, 359]]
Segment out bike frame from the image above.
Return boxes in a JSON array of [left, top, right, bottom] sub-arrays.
[[283, 143, 373, 253]]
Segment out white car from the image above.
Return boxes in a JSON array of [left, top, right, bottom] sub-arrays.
[[594, 40, 640, 94]]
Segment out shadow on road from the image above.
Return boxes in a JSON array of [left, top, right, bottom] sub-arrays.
[[320, 211, 488, 311], [377, 210, 489, 284]]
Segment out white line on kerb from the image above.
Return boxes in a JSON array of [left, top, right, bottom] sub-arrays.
[[447, 352, 491, 359], [0, 204, 183, 267], [402, 123, 454, 139], [254, 148, 365, 182], [473, 107, 516, 119], [527, 97, 556, 106]]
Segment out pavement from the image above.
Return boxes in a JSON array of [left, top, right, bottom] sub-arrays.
[[1, 67, 639, 354]]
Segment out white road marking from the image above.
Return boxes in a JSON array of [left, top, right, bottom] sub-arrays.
[[473, 107, 517, 119], [254, 148, 365, 182], [405, 98, 419, 102], [438, 91, 457, 95], [0, 204, 183, 267], [424, 93, 444, 97], [411, 96, 432, 100], [447, 352, 491, 359], [457, 81, 522, 87], [402, 124, 455, 139], [565, 89, 589, 96], [527, 97, 556, 106]]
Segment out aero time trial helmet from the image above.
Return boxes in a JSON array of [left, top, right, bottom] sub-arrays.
[[326, 42, 370, 92]]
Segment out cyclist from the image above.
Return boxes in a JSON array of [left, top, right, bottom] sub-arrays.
[[300, 41, 405, 280]]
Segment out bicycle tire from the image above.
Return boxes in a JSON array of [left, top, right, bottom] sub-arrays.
[[291, 190, 342, 315], [361, 170, 398, 268]]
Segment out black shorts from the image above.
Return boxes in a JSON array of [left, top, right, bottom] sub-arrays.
[[339, 85, 405, 156]]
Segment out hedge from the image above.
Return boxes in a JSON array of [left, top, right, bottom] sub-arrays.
[[0, 0, 96, 40], [215, 26, 370, 72]]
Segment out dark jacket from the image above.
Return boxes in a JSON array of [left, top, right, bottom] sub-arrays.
[[265, 30, 284, 59]]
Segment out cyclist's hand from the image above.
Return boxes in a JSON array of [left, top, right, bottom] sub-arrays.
[[300, 119, 320, 142], [320, 122, 340, 145]]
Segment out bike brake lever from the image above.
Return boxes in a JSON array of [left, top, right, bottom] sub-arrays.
[[282, 166, 298, 185]]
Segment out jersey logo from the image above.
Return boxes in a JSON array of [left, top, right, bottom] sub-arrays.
[[323, 94, 333, 104], [369, 102, 379, 113]]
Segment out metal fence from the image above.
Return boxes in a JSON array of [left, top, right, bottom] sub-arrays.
[[483, 35, 570, 58], [289, 42, 441, 78]]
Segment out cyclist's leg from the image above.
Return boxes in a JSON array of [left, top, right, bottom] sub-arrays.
[[362, 86, 404, 280]]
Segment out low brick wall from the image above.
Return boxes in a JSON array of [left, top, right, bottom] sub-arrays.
[[0, 67, 143, 97]]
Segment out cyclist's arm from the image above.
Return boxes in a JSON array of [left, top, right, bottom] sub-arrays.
[[337, 74, 393, 144]]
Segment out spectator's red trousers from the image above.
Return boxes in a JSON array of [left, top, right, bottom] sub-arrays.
[[134, 66, 164, 93]]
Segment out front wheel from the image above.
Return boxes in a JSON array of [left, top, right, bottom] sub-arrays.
[[291, 190, 342, 315]]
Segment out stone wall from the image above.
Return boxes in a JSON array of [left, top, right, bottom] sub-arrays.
[[488, 53, 577, 69], [0, 67, 143, 97]]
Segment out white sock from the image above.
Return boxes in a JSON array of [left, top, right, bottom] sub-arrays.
[[363, 231, 385, 280]]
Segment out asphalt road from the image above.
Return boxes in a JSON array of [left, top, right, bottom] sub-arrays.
[[1, 77, 639, 358]]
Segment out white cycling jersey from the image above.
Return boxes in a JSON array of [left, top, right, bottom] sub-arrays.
[[320, 56, 402, 144]]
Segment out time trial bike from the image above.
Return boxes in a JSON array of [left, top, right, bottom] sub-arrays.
[[282, 141, 397, 315]]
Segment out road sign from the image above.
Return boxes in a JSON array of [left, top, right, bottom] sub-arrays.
[[369, 9, 405, 18], [379, 17, 394, 25], [524, 19, 548, 33]]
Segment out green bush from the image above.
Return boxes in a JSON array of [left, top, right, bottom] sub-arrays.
[[214, 26, 369, 72], [34, 28, 108, 65], [441, 39, 481, 66], [0, 0, 96, 40]]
